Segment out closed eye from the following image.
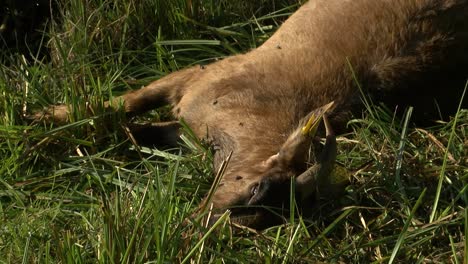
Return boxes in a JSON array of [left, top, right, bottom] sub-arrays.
[[251, 183, 259, 197]]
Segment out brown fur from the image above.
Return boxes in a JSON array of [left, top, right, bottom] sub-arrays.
[[35, 0, 468, 229]]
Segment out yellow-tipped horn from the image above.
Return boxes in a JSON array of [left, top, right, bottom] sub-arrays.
[[301, 101, 335, 136]]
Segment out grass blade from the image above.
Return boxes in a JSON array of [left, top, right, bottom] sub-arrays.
[[389, 188, 427, 264], [429, 82, 467, 222]]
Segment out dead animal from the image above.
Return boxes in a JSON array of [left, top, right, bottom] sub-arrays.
[[33, 0, 468, 229]]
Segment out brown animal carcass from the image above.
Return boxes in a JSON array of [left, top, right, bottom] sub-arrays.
[[35, 0, 468, 229]]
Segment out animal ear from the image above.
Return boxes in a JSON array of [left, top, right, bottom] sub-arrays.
[[268, 102, 335, 170]]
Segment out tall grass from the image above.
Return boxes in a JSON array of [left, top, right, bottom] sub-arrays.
[[0, 0, 467, 263]]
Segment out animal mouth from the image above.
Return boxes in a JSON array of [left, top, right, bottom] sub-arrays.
[[209, 206, 287, 230]]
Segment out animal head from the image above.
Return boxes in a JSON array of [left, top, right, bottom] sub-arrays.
[[199, 103, 337, 229]]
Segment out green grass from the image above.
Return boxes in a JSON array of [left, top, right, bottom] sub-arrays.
[[1, 0, 467, 263]]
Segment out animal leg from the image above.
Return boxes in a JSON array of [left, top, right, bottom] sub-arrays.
[[31, 67, 197, 124], [106, 66, 197, 116]]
